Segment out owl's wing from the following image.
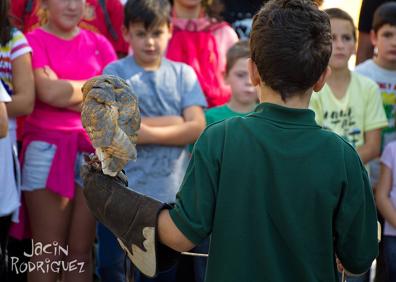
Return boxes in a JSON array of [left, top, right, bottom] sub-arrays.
[[103, 126, 137, 160], [116, 80, 141, 138], [81, 96, 118, 148]]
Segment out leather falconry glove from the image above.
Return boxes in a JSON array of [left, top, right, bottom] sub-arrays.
[[81, 156, 179, 278]]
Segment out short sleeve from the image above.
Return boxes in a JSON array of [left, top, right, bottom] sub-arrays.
[[0, 83, 11, 102], [221, 24, 239, 48], [381, 142, 395, 170], [334, 144, 378, 274], [180, 64, 207, 110], [26, 31, 49, 69], [212, 23, 239, 72], [364, 80, 388, 131], [169, 125, 222, 244], [95, 34, 117, 70], [309, 92, 324, 126], [10, 30, 32, 61]]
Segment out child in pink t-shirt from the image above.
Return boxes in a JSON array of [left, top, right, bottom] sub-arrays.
[[16, 0, 116, 281], [377, 140, 396, 280], [167, 0, 238, 108]]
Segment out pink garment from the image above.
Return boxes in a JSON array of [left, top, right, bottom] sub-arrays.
[[171, 17, 238, 75], [169, 17, 238, 107], [10, 127, 94, 240], [26, 28, 117, 130], [21, 126, 94, 198], [9, 28, 116, 240]]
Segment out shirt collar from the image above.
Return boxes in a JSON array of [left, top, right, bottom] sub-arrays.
[[252, 103, 318, 127]]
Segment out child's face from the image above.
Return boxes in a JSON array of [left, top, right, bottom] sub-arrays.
[[329, 18, 355, 70], [43, 0, 85, 32], [372, 24, 396, 65], [123, 22, 172, 69], [225, 58, 257, 106]]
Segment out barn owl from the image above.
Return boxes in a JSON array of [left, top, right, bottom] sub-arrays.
[[81, 75, 141, 176]]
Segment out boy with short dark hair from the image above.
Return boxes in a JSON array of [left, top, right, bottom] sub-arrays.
[[83, 1, 379, 281], [95, 0, 207, 280], [355, 2, 396, 183]]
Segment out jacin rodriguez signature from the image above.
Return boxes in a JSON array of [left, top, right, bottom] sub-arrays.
[[10, 240, 85, 274]]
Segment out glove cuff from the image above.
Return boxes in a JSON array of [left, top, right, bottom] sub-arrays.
[[82, 166, 179, 277]]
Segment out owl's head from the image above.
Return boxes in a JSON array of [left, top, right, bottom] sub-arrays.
[[82, 75, 130, 104]]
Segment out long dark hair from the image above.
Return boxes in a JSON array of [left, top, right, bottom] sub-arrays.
[[0, 0, 13, 46]]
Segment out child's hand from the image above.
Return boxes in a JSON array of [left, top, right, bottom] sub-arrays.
[[335, 257, 344, 273], [43, 66, 58, 80], [336, 256, 365, 278]]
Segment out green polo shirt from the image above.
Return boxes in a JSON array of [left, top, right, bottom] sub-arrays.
[[169, 103, 378, 282], [205, 104, 252, 125]]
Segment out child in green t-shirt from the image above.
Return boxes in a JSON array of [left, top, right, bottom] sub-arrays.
[[189, 40, 258, 155], [205, 40, 258, 126]]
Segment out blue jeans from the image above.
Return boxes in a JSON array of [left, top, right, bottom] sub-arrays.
[[97, 223, 178, 282], [21, 141, 85, 190], [383, 235, 396, 280], [97, 223, 125, 282], [134, 263, 178, 282]]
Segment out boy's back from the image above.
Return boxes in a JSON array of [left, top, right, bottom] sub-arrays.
[[81, 1, 379, 281], [170, 103, 378, 281], [104, 56, 206, 201]]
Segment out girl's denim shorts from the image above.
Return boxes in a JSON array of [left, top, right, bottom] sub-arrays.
[[21, 140, 85, 191]]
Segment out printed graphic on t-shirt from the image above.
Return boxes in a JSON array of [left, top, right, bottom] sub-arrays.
[[378, 81, 396, 145], [323, 107, 361, 147]]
